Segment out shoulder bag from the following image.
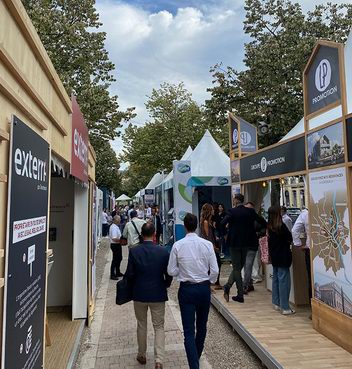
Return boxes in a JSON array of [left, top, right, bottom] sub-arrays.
[[131, 221, 144, 244]]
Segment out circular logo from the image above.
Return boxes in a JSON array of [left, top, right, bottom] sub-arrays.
[[260, 157, 267, 173], [241, 131, 252, 146], [315, 59, 331, 92], [233, 129, 238, 145]]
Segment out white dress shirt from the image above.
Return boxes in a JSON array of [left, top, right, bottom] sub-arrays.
[[167, 233, 219, 284], [282, 213, 293, 232], [292, 209, 310, 248], [109, 223, 121, 244]]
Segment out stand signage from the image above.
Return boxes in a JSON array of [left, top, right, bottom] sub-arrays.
[[2, 116, 49, 369]]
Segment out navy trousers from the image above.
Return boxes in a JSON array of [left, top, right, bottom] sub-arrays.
[[178, 283, 211, 369]]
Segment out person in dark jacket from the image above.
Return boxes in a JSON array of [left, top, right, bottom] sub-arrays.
[[267, 205, 295, 315], [125, 222, 172, 369], [221, 194, 267, 303]]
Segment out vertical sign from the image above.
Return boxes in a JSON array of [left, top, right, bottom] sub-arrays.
[[2, 116, 49, 369], [71, 96, 89, 183], [229, 114, 258, 155], [173, 160, 192, 241], [229, 116, 239, 151]]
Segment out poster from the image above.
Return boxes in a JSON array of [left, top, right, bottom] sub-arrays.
[[2, 116, 49, 369], [309, 167, 352, 317], [231, 184, 241, 207], [173, 160, 192, 241], [231, 159, 240, 183], [230, 115, 257, 153], [230, 116, 239, 150], [306, 45, 341, 116], [307, 122, 344, 169]]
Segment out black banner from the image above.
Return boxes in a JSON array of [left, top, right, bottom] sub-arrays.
[[306, 45, 341, 115], [347, 117, 352, 162], [230, 116, 239, 150], [3, 116, 49, 369], [240, 136, 306, 181]]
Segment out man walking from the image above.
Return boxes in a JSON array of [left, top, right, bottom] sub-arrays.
[[122, 210, 146, 248], [222, 194, 267, 303], [125, 223, 172, 369], [168, 213, 218, 369], [109, 215, 123, 280]]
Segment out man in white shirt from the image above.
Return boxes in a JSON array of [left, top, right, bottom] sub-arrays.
[[292, 209, 312, 301], [168, 213, 218, 369], [109, 215, 122, 280], [123, 210, 146, 248]]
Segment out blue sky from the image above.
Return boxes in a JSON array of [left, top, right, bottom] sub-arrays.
[[95, 0, 345, 161]]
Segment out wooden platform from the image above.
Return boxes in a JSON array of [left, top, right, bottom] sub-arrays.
[[45, 307, 84, 369], [212, 281, 352, 369]]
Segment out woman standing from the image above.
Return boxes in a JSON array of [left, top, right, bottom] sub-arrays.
[[200, 203, 222, 289], [267, 206, 295, 315], [214, 203, 228, 258]]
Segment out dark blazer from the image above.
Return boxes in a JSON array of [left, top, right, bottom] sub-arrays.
[[221, 205, 267, 249], [268, 223, 293, 268], [125, 241, 172, 302]]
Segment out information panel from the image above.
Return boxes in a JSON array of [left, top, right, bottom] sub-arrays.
[[2, 116, 49, 369]]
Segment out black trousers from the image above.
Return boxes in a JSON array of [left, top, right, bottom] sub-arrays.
[[305, 248, 312, 302], [110, 243, 122, 277], [215, 252, 222, 285], [225, 248, 248, 297]]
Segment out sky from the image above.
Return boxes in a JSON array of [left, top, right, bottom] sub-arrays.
[[95, 0, 346, 164]]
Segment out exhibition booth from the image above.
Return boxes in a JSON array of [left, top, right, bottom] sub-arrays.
[[212, 33, 352, 368], [0, 2, 98, 369]]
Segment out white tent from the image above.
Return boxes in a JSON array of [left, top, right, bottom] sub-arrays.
[[188, 130, 230, 180], [116, 194, 131, 202], [145, 172, 164, 191], [279, 117, 304, 142]]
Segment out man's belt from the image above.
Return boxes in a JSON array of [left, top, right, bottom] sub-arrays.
[[180, 280, 210, 286]]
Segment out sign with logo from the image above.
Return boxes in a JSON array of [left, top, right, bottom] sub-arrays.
[[306, 45, 341, 116], [240, 136, 306, 181], [144, 188, 154, 204], [230, 115, 257, 153], [173, 160, 192, 241], [71, 96, 89, 183], [2, 116, 49, 369]]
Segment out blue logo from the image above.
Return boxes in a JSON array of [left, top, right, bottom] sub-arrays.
[[217, 177, 229, 185], [177, 163, 191, 173]]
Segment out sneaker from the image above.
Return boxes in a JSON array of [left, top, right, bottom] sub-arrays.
[[232, 295, 244, 303], [223, 286, 230, 302], [282, 308, 296, 315], [273, 304, 280, 311]]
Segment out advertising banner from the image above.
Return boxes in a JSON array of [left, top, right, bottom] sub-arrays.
[[230, 115, 257, 153], [71, 96, 89, 183], [240, 136, 306, 182], [307, 122, 344, 169], [230, 116, 239, 150], [306, 45, 341, 116], [2, 116, 49, 369], [231, 159, 240, 183], [144, 189, 154, 204], [309, 167, 352, 317], [173, 160, 192, 241]]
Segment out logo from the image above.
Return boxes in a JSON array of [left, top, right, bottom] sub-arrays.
[[232, 128, 238, 145], [260, 157, 267, 173], [73, 128, 88, 166], [178, 210, 187, 221], [217, 177, 229, 186], [315, 59, 331, 92], [177, 163, 191, 173], [14, 148, 47, 182], [240, 131, 252, 146]]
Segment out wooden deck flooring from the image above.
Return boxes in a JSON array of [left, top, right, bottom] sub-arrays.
[[45, 307, 82, 369], [212, 280, 352, 369]]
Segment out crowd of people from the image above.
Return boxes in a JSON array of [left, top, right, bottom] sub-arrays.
[[103, 194, 310, 369]]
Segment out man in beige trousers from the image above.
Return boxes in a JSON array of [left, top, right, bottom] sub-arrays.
[[125, 222, 172, 369]]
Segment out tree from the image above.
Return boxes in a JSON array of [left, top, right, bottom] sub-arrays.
[[205, 0, 352, 147], [22, 0, 135, 189], [121, 83, 212, 195]]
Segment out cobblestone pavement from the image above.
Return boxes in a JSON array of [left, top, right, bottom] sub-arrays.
[[75, 242, 262, 369]]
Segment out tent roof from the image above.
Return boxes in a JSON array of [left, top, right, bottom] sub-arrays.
[[134, 190, 141, 198], [145, 172, 164, 190], [189, 130, 230, 178], [116, 194, 131, 201], [279, 117, 304, 142]]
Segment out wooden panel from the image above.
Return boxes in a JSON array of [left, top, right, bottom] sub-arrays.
[[213, 275, 352, 369], [0, 128, 9, 141], [0, 174, 7, 183], [312, 298, 352, 354]]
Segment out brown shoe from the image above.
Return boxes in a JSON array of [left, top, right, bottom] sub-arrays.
[[136, 355, 146, 365], [155, 363, 163, 369]]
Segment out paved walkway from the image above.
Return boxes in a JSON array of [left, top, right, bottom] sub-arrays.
[[76, 242, 212, 369]]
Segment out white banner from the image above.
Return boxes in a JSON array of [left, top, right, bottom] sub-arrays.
[[12, 216, 47, 244]]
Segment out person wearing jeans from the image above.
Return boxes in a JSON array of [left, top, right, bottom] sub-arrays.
[[243, 249, 257, 293], [168, 213, 218, 369], [267, 206, 294, 315]]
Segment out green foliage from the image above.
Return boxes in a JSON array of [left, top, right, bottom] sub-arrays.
[[205, 0, 352, 147], [22, 0, 135, 192], [121, 82, 216, 196]]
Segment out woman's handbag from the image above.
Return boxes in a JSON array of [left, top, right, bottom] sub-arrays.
[[116, 277, 133, 305], [259, 234, 271, 264], [120, 236, 128, 246]]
